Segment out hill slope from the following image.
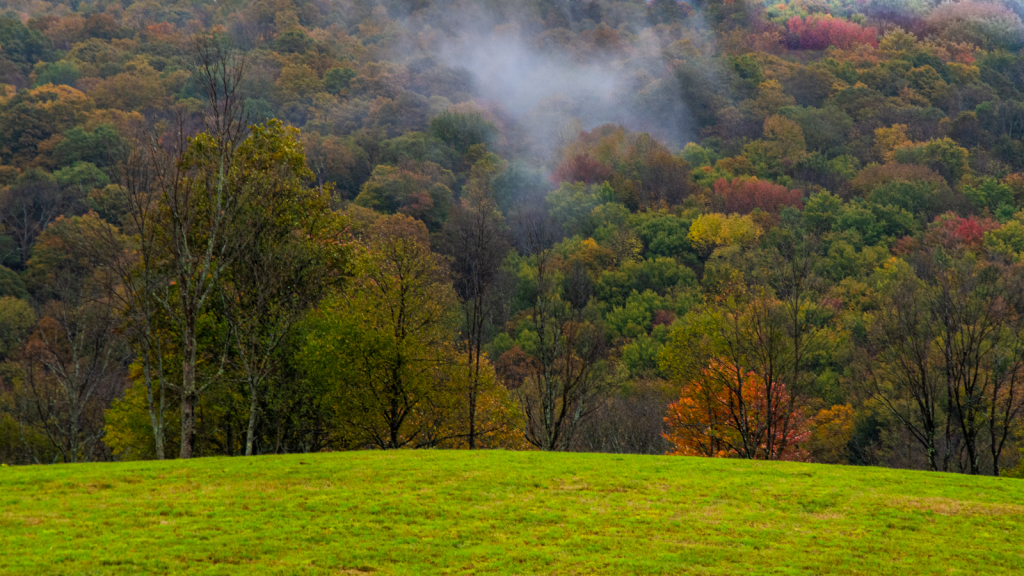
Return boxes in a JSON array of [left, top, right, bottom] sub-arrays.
[[1, 451, 1021, 575]]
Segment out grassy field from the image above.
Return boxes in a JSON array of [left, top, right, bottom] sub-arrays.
[[1, 451, 1022, 575]]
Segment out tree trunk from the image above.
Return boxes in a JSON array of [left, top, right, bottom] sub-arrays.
[[154, 427, 165, 460], [142, 353, 166, 460], [926, 434, 937, 472], [180, 330, 196, 459], [246, 381, 259, 456], [69, 407, 80, 464], [468, 385, 477, 449], [943, 381, 953, 472]]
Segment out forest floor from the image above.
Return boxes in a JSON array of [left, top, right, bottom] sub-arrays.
[[0, 450, 1021, 575]]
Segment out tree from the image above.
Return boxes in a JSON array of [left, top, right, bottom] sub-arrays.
[[0, 296, 34, 360], [802, 190, 843, 235], [864, 260, 947, 471], [925, 251, 1024, 475], [428, 110, 498, 161], [354, 161, 455, 231], [805, 404, 856, 463], [551, 153, 613, 186], [786, 15, 879, 50], [94, 116, 179, 460], [963, 177, 1014, 215], [0, 169, 69, 268], [20, 213, 127, 463], [301, 133, 371, 200], [497, 213, 610, 450], [663, 360, 810, 460], [31, 60, 81, 89], [550, 126, 691, 210], [687, 213, 761, 254], [661, 273, 822, 461], [926, 2, 1024, 51], [0, 84, 92, 165], [151, 37, 250, 459], [867, 253, 1024, 475], [302, 214, 460, 449], [437, 153, 511, 448], [0, 16, 55, 84], [218, 121, 346, 456], [894, 138, 971, 184], [762, 115, 807, 160], [779, 106, 853, 156], [713, 177, 803, 214]]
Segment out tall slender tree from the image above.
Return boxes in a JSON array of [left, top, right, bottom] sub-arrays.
[[218, 120, 346, 456], [154, 35, 249, 458], [438, 152, 510, 448]]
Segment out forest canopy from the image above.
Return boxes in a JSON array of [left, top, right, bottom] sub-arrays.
[[1, 0, 1024, 477]]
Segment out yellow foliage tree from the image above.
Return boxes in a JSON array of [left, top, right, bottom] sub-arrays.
[[873, 123, 911, 163], [687, 213, 762, 253], [763, 114, 806, 160], [805, 404, 856, 464]]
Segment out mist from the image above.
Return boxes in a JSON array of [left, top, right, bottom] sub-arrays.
[[399, 4, 708, 159]]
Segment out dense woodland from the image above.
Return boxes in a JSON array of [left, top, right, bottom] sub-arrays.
[[1, 0, 1024, 476]]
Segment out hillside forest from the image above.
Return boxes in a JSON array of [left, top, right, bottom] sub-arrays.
[[1, 0, 1024, 476]]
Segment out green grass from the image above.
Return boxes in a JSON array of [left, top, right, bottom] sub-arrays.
[[1, 451, 1022, 575]]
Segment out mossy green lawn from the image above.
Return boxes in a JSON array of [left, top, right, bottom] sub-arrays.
[[1, 451, 1021, 575]]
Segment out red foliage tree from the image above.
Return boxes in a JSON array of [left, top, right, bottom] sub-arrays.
[[786, 15, 879, 50], [923, 211, 1000, 251], [713, 177, 803, 214]]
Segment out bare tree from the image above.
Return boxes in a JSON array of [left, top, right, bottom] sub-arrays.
[[987, 265, 1024, 476], [866, 269, 947, 472], [85, 124, 179, 460], [570, 379, 674, 454], [503, 207, 608, 451], [20, 214, 127, 463], [866, 252, 1024, 475], [770, 238, 824, 459], [0, 176, 69, 268], [925, 252, 1024, 475], [437, 158, 510, 448]]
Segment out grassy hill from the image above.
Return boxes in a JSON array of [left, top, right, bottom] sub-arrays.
[[1, 451, 1021, 575]]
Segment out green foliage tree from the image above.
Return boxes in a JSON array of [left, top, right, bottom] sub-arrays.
[[355, 161, 454, 230], [0, 265, 27, 298], [302, 214, 460, 449], [51, 123, 123, 169], [218, 121, 348, 456], [0, 16, 55, 82], [894, 138, 970, 184]]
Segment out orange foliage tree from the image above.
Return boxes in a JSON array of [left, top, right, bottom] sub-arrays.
[[663, 360, 811, 461]]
